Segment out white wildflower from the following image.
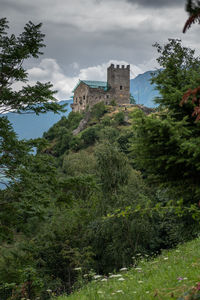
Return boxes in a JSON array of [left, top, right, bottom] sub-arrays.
[[118, 277, 125, 281], [120, 267, 127, 271], [94, 275, 102, 279], [74, 267, 82, 271], [116, 290, 123, 293], [138, 280, 143, 283], [109, 274, 122, 278], [101, 278, 107, 282]]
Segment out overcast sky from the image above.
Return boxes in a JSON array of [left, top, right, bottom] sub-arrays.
[[1, 0, 200, 99]]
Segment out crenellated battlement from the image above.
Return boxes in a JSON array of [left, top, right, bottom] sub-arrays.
[[72, 63, 130, 112], [109, 64, 130, 70]]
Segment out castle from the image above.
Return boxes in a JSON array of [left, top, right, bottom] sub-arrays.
[[71, 64, 130, 112]]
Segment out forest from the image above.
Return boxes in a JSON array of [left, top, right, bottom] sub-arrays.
[[1, 1, 200, 299]]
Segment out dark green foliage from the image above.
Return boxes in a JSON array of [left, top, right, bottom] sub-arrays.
[[90, 102, 107, 120], [69, 136, 83, 151], [101, 115, 112, 126], [183, 0, 200, 33], [62, 150, 96, 177], [81, 126, 99, 147], [110, 99, 117, 106], [151, 39, 200, 120], [130, 93, 136, 104], [95, 143, 130, 196], [131, 40, 200, 205], [117, 129, 133, 154], [0, 18, 66, 115], [0, 153, 58, 241], [114, 111, 125, 125], [43, 112, 83, 156], [1, 23, 200, 299], [99, 126, 119, 143]]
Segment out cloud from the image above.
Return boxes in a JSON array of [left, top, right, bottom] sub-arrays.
[[2, 0, 198, 87], [27, 58, 153, 100], [126, 0, 184, 8]]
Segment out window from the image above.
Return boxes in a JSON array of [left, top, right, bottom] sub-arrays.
[[120, 86, 123, 90], [106, 95, 109, 99], [83, 95, 85, 100]]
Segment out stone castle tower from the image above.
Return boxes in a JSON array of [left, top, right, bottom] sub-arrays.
[[107, 64, 130, 105], [71, 64, 130, 112]]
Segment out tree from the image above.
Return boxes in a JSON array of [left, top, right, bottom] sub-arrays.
[[182, 1, 200, 121], [151, 39, 200, 120], [130, 93, 136, 104], [0, 18, 67, 242], [0, 18, 66, 186], [131, 39, 200, 205], [0, 18, 65, 114], [183, 0, 200, 33]]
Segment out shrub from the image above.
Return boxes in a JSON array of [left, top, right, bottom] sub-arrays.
[[114, 112, 125, 125], [81, 126, 99, 147], [91, 102, 107, 119], [110, 99, 117, 106], [69, 136, 83, 151]]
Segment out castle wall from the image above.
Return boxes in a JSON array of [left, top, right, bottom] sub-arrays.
[[72, 82, 89, 112], [71, 64, 130, 112], [107, 64, 130, 105], [87, 87, 114, 106], [72, 83, 115, 111]]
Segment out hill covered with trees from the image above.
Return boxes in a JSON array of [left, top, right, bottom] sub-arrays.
[[1, 7, 200, 299]]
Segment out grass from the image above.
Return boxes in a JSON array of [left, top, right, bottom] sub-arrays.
[[53, 237, 200, 300]]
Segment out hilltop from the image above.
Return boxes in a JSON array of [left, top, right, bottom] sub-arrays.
[[4, 71, 158, 140]]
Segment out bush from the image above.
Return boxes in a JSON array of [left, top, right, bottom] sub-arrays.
[[114, 112, 125, 125], [62, 150, 97, 177], [81, 126, 99, 147], [110, 99, 117, 106], [91, 102, 107, 119], [69, 136, 83, 151], [101, 116, 112, 126], [99, 126, 119, 143]]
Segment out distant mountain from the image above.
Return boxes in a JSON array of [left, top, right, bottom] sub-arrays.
[[6, 100, 72, 140], [130, 70, 160, 107]]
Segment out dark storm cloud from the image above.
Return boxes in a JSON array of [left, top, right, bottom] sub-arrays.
[[1, 0, 198, 100], [1, 0, 36, 15], [126, 0, 185, 8]]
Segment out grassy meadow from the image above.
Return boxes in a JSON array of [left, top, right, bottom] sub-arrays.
[[54, 237, 200, 300]]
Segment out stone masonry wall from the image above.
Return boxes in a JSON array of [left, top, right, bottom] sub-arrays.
[[71, 64, 130, 112]]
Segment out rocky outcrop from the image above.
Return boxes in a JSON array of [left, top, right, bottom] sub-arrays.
[[72, 112, 91, 136]]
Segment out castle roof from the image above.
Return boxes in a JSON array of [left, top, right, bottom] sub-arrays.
[[73, 80, 108, 92]]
